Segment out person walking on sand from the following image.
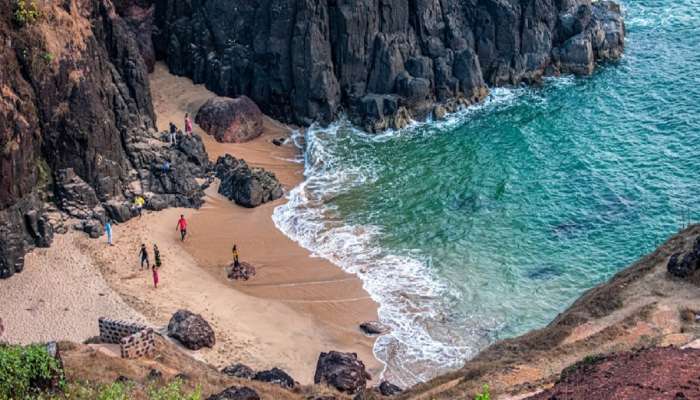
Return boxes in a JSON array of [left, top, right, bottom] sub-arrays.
[[139, 243, 149, 269], [176, 214, 188, 241], [232, 244, 240, 267], [153, 244, 161, 288], [184, 113, 193, 135], [169, 122, 177, 145], [105, 219, 113, 246]]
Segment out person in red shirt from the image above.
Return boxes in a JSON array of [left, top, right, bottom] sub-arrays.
[[176, 214, 187, 241]]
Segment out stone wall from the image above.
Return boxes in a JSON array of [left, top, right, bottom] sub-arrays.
[[120, 327, 155, 359], [98, 318, 155, 359], [98, 318, 147, 343]]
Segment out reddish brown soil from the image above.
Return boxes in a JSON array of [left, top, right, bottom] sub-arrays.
[[527, 347, 700, 400]]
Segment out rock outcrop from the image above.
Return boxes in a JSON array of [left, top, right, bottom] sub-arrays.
[[359, 321, 390, 336], [214, 154, 283, 208], [221, 363, 255, 379], [378, 381, 402, 396], [228, 261, 256, 281], [206, 386, 260, 400], [154, 0, 624, 131], [167, 309, 216, 350], [252, 367, 297, 390], [314, 351, 371, 394], [667, 236, 700, 280], [195, 96, 264, 143]]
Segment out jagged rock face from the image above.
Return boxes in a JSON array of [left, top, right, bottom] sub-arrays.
[[167, 309, 216, 350], [314, 351, 371, 394], [0, 0, 155, 278], [252, 368, 297, 389], [113, 0, 156, 72], [154, 0, 623, 131], [214, 154, 283, 208], [195, 96, 264, 143]]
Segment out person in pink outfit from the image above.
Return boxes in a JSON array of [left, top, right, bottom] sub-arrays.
[[184, 113, 193, 135]]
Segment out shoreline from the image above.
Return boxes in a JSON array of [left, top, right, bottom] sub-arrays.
[[146, 63, 382, 381], [0, 63, 381, 385]]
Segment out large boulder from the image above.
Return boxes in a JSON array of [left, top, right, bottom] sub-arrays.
[[378, 381, 402, 396], [252, 367, 297, 389], [222, 363, 255, 379], [167, 309, 216, 350], [196, 96, 264, 143], [667, 236, 700, 279], [206, 386, 260, 400], [214, 155, 283, 208], [314, 351, 371, 394]]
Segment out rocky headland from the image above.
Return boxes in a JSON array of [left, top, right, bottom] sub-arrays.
[[153, 0, 624, 131]]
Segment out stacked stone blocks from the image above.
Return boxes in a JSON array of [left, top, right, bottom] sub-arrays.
[[98, 317, 155, 359]]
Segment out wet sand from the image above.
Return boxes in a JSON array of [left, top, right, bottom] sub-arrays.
[[148, 63, 382, 381]]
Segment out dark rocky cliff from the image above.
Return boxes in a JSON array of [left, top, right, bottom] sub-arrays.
[[153, 0, 624, 131], [0, 0, 206, 278]]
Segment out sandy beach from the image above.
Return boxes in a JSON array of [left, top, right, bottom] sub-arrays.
[[0, 62, 380, 385]]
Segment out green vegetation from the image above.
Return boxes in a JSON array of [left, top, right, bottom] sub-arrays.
[[57, 380, 201, 400], [42, 52, 54, 63], [13, 0, 41, 26], [473, 384, 490, 400], [147, 380, 202, 400], [0, 344, 201, 400], [0, 344, 64, 399]]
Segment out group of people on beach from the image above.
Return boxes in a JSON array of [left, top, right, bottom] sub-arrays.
[[102, 115, 242, 290]]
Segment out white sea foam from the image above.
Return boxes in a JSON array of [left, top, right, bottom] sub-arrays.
[[272, 88, 521, 386]]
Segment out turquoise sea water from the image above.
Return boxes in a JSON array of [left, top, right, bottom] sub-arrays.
[[273, 0, 700, 386]]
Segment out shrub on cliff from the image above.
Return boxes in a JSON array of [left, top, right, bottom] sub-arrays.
[[0, 343, 64, 398], [13, 0, 41, 26], [474, 385, 490, 400]]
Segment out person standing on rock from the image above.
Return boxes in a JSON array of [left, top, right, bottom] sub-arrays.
[[105, 219, 113, 246], [134, 195, 145, 218], [232, 244, 240, 268], [176, 214, 188, 241], [139, 243, 150, 269], [169, 122, 177, 145], [153, 244, 161, 288], [184, 113, 193, 135]]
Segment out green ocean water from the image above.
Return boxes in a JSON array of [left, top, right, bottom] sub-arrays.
[[273, 0, 700, 386]]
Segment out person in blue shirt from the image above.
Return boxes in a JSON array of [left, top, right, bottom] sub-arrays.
[[105, 220, 113, 246]]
